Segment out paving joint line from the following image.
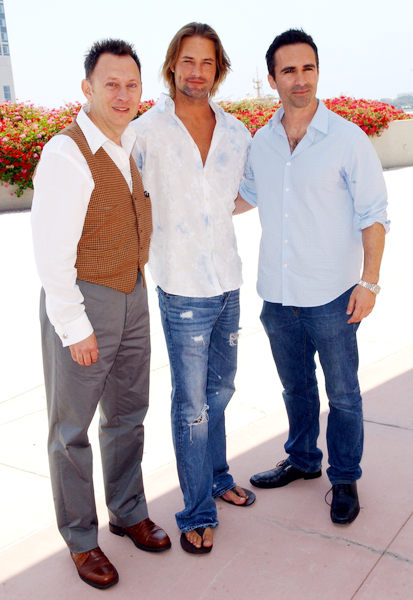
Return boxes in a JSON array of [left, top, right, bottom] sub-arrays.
[[351, 510, 413, 599], [0, 407, 46, 427], [0, 384, 45, 405], [0, 461, 49, 479], [363, 418, 413, 432], [264, 515, 413, 566]]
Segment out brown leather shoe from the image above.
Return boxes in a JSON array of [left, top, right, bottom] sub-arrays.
[[70, 547, 119, 589], [109, 518, 171, 552]]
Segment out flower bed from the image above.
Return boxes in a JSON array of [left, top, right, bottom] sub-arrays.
[[0, 102, 82, 197], [0, 97, 411, 198], [219, 98, 281, 135], [323, 97, 412, 136], [0, 100, 154, 197], [219, 96, 411, 137]]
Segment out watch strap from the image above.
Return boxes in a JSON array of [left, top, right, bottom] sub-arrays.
[[358, 280, 381, 295]]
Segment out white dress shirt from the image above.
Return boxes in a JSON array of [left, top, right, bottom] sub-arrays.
[[132, 93, 251, 297], [31, 106, 137, 346]]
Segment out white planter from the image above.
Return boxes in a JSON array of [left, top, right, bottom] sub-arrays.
[[0, 182, 33, 212], [370, 119, 413, 169]]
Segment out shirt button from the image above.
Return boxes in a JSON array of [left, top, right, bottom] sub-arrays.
[[62, 333, 68, 339], [286, 162, 291, 166], [283, 263, 288, 268], [284, 213, 288, 218], [284, 239, 288, 244], [285, 188, 290, 192]]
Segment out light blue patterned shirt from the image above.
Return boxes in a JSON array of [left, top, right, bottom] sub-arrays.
[[132, 94, 251, 297], [239, 100, 389, 307]]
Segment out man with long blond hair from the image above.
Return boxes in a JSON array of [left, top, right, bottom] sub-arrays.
[[133, 23, 254, 553]]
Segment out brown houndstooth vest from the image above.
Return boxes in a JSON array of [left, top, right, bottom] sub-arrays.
[[58, 119, 152, 293]]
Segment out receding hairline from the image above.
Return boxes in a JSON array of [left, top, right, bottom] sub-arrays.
[[84, 38, 141, 79], [87, 52, 142, 80]]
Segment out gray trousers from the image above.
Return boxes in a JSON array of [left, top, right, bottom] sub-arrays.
[[40, 277, 150, 553]]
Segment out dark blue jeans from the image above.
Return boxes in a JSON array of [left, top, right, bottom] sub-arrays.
[[260, 287, 363, 484], [157, 287, 240, 532]]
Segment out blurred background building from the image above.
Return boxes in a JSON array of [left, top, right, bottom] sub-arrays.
[[0, 0, 15, 102]]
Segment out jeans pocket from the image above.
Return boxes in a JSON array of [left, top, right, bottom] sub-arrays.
[[157, 286, 177, 299]]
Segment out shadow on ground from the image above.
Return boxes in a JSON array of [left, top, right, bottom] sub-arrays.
[[2, 366, 413, 600]]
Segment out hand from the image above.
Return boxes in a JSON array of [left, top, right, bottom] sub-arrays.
[[346, 285, 376, 324], [69, 333, 98, 366], [233, 194, 254, 215]]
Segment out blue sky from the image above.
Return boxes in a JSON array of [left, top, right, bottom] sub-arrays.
[[5, 0, 413, 107]]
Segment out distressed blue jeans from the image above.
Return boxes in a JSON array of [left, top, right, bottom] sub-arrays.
[[260, 286, 363, 484], [157, 287, 240, 532]]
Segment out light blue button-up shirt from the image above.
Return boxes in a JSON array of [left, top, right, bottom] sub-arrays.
[[239, 100, 389, 307]]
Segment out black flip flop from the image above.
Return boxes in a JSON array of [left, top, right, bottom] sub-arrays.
[[220, 486, 256, 506], [180, 528, 213, 554]]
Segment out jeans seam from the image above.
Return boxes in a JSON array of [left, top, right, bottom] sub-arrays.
[[212, 290, 231, 329], [159, 291, 191, 498], [303, 331, 309, 462]]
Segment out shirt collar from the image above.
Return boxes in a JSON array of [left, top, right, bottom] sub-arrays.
[[156, 93, 226, 128], [76, 105, 136, 156], [269, 99, 329, 137]]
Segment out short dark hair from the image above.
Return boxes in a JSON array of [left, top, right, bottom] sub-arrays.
[[84, 39, 141, 78], [162, 22, 231, 98], [265, 29, 319, 78]]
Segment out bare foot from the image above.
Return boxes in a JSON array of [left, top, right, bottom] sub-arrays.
[[184, 527, 213, 549], [220, 485, 247, 505]]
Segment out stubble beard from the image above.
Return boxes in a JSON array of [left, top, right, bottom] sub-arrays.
[[181, 83, 210, 99], [288, 86, 316, 109]]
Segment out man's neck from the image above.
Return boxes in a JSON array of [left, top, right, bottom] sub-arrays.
[[281, 99, 318, 153], [173, 91, 214, 121], [86, 108, 123, 146], [282, 99, 318, 135], [172, 91, 216, 166]]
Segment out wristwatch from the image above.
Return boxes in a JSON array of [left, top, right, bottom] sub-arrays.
[[358, 280, 381, 295]]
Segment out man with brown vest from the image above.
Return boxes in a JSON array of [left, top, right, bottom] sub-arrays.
[[31, 39, 170, 590]]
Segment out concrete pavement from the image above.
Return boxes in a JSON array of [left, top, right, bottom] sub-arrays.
[[0, 167, 412, 599]]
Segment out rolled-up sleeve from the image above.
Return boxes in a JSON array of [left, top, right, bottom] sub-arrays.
[[346, 131, 390, 233], [239, 148, 258, 207]]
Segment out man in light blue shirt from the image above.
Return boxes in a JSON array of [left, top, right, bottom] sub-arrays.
[[237, 29, 388, 525]]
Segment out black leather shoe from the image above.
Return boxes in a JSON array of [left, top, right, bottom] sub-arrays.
[[330, 482, 360, 524], [250, 459, 322, 489]]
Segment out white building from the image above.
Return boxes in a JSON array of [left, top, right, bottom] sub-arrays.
[[0, 0, 15, 102]]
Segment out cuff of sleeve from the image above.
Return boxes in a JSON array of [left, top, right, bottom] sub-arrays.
[[55, 312, 94, 347], [359, 218, 390, 234]]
